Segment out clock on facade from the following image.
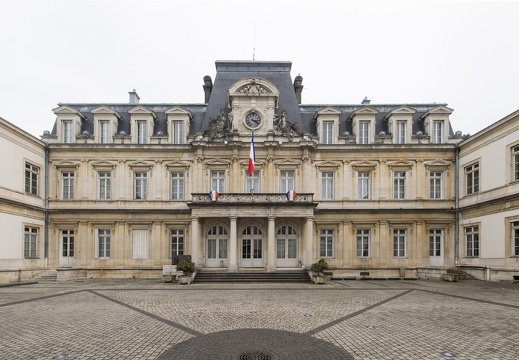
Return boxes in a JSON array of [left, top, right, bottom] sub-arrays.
[[245, 112, 262, 128]]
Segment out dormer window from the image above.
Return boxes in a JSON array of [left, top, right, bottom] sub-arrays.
[[385, 106, 416, 145], [396, 121, 407, 144], [128, 106, 156, 144], [350, 107, 378, 145], [137, 121, 148, 144], [314, 107, 341, 145], [421, 106, 453, 144], [53, 106, 86, 144], [63, 120, 73, 143], [165, 107, 192, 144]]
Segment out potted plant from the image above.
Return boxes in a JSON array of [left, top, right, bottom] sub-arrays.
[[310, 259, 329, 284], [162, 265, 175, 283], [176, 259, 196, 284]]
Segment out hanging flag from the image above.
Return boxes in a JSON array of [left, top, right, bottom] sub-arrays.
[[286, 190, 297, 201], [208, 190, 219, 202], [248, 131, 255, 177]]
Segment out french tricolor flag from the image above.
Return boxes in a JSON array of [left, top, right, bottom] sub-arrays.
[[248, 131, 255, 177], [208, 190, 219, 202]]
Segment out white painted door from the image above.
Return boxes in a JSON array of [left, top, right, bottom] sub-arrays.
[[429, 229, 444, 267], [276, 225, 299, 267], [241, 225, 263, 267], [59, 230, 75, 267], [206, 225, 228, 268]]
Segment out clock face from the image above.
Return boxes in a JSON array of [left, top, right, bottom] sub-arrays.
[[245, 112, 262, 128]]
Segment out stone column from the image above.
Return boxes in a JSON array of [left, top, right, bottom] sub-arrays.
[[267, 215, 276, 272], [305, 216, 314, 268], [229, 215, 238, 272], [191, 215, 199, 266]]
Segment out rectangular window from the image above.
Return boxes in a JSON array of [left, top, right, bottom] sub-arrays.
[[429, 171, 443, 199], [512, 146, 519, 181], [170, 229, 184, 256], [321, 172, 334, 200], [393, 171, 406, 199], [359, 122, 369, 144], [356, 229, 370, 257], [132, 229, 148, 259], [396, 121, 406, 144], [432, 121, 443, 144], [137, 121, 147, 144], [429, 229, 443, 257], [210, 170, 225, 193], [320, 229, 334, 258], [24, 226, 38, 258], [245, 170, 260, 192], [25, 162, 39, 196], [97, 229, 111, 258], [512, 221, 519, 256], [465, 226, 479, 257], [322, 122, 333, 144], [98, 172, 111, 200], [63, 120, 73, 143], [173, 121, 184, 144], [393, 229, 406, 257], [62, 172, 75, 200], [358, 172, 370, 200], [61, 229, 75, 257], [465, 163, 479, 195], [135, 172, 147, 200], [280, 170, 295, 193], [171, 172, 184, 200], [100, 120, 111, 143]]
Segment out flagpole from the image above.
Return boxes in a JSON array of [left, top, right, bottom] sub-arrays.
[[249, 131, 255, 198]]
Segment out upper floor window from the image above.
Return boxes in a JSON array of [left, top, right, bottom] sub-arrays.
[[322, 122, 333, 144], [211, 170, 225, 193], [171, 172, 184, 200], [96, 229, 111, 258], [429, 171, 443, 199], [319, 229, 334, 258], [359, 122, 369, 144], [25, 162, 39, 196], [512, 221, 519, 256], [393, 171, 406, 199], [100, 120, 111, 144], [465, 162, 479, 195], [356, 229, 370, 257], [135, 172, 147, 200], [24, 226, 38, 258], [63, 120, 73, 143], [62, 172, 75, 200], [465, 225, 479, 257], [171, 229, 184, 256], [137, 121, 147, 144], [393, 229, 406, 257], [321, 172, 334, 200], [173, 121, 184, 144], [512, 145, 519, 181], [245, 170, 260, 192], [280, 170, 295, 193], [396, 121, 406, 144], [358, 172, 370, 200], [98, 172, 111, 200], [432, 121, 443, 143]]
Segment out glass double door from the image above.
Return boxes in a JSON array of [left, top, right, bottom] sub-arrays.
[[241, 225, 263, 267]]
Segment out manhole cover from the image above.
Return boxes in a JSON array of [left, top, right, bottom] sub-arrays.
[[237, 351, 272, 360]]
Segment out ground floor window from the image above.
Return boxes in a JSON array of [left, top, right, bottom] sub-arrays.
[[96, 229, 111, 258], [465, 226, 479, 257], [132, 229, 148, 259], [320, 229, 334, 258], [356, 229, 370, 257], [170, 229, 184, 256], [393, 229, 406, 257], [24, 226, 38, 258], [429, 229, 443, 257]]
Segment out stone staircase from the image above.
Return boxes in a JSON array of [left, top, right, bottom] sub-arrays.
[[36, 269, 58, 282], [441, 268, 476, 282], [194, 270, 310, 283]]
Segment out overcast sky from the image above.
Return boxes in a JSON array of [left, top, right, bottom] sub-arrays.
[[1, 0, 518, 138]]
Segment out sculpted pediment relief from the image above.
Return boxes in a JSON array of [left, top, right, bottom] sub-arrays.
[[387, 160, 414, 169], [228, 78, 279, 97], [424, 159, 452, 170], [204, 158, 232, 168], [53, 160, 80, 169]]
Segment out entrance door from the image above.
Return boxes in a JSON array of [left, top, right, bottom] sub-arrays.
[[59, 230, 74, 267], [206, 225, 228, 267], [276, 225, 299, 267], [429, 229, 444, 267], [241, 225, 263, 267]]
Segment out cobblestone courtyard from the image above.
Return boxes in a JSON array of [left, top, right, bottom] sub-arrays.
[[1, 278, 518, 359]]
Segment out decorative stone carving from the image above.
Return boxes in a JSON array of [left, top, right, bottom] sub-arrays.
[[274, 109, 300, 141], [236, 78, 270, 95], [208, 109, 231, 140]]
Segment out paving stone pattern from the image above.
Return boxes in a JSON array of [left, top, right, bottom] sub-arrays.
[[0, 279, 518, 359]]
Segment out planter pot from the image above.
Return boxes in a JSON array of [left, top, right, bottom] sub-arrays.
[[177, 275, 191, 285], [313, 275, 327, 284], [163, 274, 174, 283]]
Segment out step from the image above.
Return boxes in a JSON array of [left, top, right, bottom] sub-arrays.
[[194, 270, 310, 283]]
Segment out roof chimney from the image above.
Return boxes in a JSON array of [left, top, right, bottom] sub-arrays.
[[361, 96, 371, 105], [293, 74, 303, 104], [203, 75, 213, 103], [129, 89, 140, 104]]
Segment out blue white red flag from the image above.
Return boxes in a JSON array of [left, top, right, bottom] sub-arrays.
[[248, 131, 255, 177]]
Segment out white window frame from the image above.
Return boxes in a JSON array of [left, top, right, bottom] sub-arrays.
[[321, 172, 334, 200], [61, 171, 75, 200], [170, 229, 184, 257], [393, 171, 406, 199], [465, 225, 479, 257], [280, 170, 295, 193], [396, 121, 406, 144], [245, 170, 260, 192], [429, 229, 443, 257], [96, 229, 111, 259], [135, 172, 147, 200], [429, 171, 443, 199], [100, 120, 111, 144], [25, 162, 39, 196], [171, 172, 185, 200], [393, 229, 406, 257], [322, 121, 333, 144], [512, 145, 519, 182], [358, 172, 370, 200], [137, 120, 148, 144], [359, 121, 369, 144], [173, 121, 184, 144], [432, 121, 443, 144], [24, 226, 38, 258], [98, 171, 111, 200], [356, 229, 370, 258], [132, 229, 148, 259], [210, 170, 225, 193], [319, 229, 334, 258], [63, 120, 73, 143], [465, 162, 480, 195]]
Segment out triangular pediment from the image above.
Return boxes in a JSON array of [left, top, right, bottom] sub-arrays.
[[128, 106, 154, 115], [204, 158, 232, 167], [422, 106, 454, 117], [351, 160, 378, 169], [165, 107, 192, 117], [387, 106, 416, 116], [53, 160, 80, 169], [273, 158, 301, 167], [387, 160, 414, 169], [351, 107, 379, 116], [424, 159, 452, 168], [314, 160, 341, 169], [316, 107, 342, 116], [90, 106, 116, 114], [52, 106, 84, 117], [91, 161, 117, 169], [164, 160, 192, 169], [128, 161, 154, 169]]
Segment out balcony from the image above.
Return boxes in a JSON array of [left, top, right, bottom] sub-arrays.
[[190, 193, 314, 205]]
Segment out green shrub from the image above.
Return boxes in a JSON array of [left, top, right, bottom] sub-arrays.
[[176, 259, 195, 274], [310, 259, 329, 276]]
